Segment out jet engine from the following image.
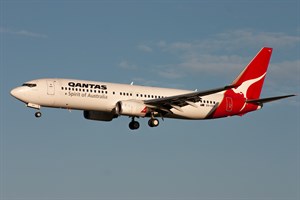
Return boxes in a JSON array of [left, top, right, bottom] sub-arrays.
[[83, 110, 117, 121], [116, 100, 148, 117]]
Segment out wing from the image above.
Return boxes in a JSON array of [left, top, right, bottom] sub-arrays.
[[144, 85, 234, 113]]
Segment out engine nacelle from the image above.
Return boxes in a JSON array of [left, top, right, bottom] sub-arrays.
[[116, 100, 148, 117], [83, 110, 116, 121]]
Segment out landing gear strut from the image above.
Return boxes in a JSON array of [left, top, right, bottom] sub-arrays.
[[129, 117, 140, 130], [35, 111, 42, 118]]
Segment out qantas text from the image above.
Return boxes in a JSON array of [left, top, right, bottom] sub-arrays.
[[68, 82, 107, 90]]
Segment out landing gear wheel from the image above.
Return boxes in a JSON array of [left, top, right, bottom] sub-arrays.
[[129, 120, 140, 130], [148, 118, 159, 127], [35, 111, 42, 118]]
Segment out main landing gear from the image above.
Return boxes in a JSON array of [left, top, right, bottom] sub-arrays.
[[129, 117, 140, 130], [148, 118, 159, 127], [128, 116, 160, 130]]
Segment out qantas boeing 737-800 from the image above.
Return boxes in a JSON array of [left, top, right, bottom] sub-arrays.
[[11, 47, 295, 130]]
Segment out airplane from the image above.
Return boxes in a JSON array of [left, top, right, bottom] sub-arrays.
[[10, 47, 295, 130]]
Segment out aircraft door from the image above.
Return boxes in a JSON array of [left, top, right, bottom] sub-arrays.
[[47, 80, 55, 95], [226, 97, 233, 112]]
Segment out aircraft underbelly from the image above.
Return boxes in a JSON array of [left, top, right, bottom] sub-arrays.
[[167, 106, 212, 119]]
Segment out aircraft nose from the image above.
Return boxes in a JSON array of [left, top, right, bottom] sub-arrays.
[[10, 87, 23, 99], [10, 88, 18, 97]]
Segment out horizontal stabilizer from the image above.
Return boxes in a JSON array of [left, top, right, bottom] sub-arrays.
[[246, 94, 296, 105]]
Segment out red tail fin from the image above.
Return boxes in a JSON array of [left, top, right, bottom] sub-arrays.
[[231, 47, 273, 99]]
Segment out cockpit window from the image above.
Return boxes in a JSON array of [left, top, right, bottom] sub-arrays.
[[22, 83, 37, 87]]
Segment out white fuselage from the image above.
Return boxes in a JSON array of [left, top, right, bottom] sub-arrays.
[[11, 78, 224, 120]]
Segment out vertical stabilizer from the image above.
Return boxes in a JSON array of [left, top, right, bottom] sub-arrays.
[[231, 47, 273, 99]]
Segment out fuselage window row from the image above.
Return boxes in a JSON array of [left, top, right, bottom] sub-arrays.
[[200, 99, 217, 105], [61, 87, 108, 94], [61, 87, 217, 104], [118, 91, 164, 99]]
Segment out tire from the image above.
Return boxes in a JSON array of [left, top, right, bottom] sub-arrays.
[[129, 121, 140, 130], [35, 112, 42, 118], [148, 118, 159, 127]]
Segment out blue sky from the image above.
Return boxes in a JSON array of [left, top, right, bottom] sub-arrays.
[[1, 1, 299, 200]]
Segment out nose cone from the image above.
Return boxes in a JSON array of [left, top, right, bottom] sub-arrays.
[[10, 87, 24, 100], [10, 88, 18, 97]]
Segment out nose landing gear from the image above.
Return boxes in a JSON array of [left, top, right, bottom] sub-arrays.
[[35, 111, 42, 118], [26, 103, 42, 118]]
